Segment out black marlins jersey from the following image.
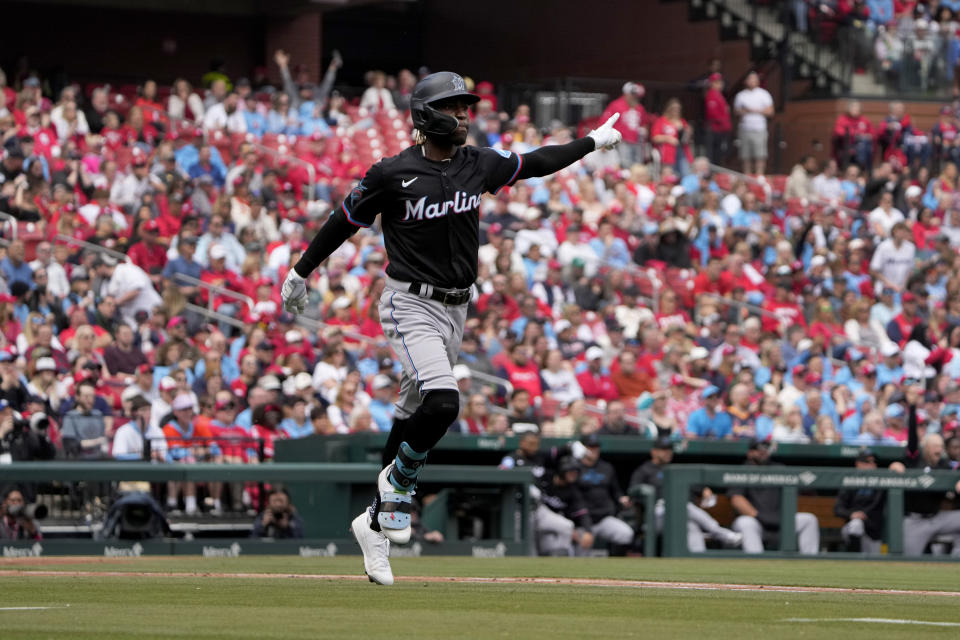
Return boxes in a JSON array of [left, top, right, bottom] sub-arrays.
[[340, 144, 523, 289]]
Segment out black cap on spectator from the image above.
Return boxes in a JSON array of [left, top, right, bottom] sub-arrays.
[[236, 77, 251, 87], [256, 340, 275, 350], [379, 357, 394, 369], [557, 456, 579, 474], [856, 448, 876, 463], [748, 438, 771, 450], [70, 266, 89, 282]]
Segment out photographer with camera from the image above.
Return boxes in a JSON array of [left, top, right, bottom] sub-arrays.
[[0, 489, 43, 540], [251, 488, 304, 539], [0, 398, 56, 463]]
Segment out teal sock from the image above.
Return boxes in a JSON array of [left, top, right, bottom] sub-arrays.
[[389, 441, 426, 491]]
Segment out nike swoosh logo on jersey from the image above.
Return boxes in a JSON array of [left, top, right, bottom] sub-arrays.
[[401, 177, 418, 188]]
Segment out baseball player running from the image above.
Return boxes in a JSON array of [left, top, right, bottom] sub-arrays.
[[281, 71, 621, 585]]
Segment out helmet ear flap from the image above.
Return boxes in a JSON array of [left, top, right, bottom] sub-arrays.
[[412, 103, 459, 137]]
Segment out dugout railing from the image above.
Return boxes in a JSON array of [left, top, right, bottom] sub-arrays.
[[660, 464, 960, 557], [0, 462, 533, 554]]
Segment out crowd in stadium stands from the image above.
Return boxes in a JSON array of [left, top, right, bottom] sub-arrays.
[[2, 46, 960, 521], [796, 0, 960, 93]]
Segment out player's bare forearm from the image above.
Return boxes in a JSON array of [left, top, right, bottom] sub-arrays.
[[515, 138, 596, 180], [293, 209, 360, 277], [729, 494, 757, 518]]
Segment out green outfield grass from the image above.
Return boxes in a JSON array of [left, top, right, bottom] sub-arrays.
[[2, 557, 959, 639]]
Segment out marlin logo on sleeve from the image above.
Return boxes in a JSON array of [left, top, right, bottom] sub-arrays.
[[403, 192, 482, 221]]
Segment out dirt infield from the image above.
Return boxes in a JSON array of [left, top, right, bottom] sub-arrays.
[[3, 568, 960, 597]]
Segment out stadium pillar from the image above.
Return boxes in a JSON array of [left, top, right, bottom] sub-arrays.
[[662, 466, 697, 557], [778, 486, 798, 552], [885, 489, 904, 554]]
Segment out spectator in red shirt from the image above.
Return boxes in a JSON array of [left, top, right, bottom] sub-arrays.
[[886, 291, 921, 347], [600, 82, 650, 168], [703, 72, 731, 164], [762, 278, 808, 335], [497, 343, 543, 400], [576, 346, 619, 402], [134, 80, 167, 129], [833, 99, 874, 169], [100, 111, 132, 151], [655, 290, 695, 335], [127, 219, 167, 281], [611, 351, 656, 404], [200, 245, 245, 311], [651, 98, 694, 176], [808, 299, 845, 351], [476, 273, 520, 321], [693, 256, 730, 297]]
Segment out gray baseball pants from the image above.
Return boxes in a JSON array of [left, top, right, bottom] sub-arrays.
[[733, 512, 820, 554], [841, 518, 883, 554], [535, 504, 575, 556], [903, 511, 960, 557], [591, 515, 634, 546], [656, 501, 741, 552], [380, 277, 468, 419]]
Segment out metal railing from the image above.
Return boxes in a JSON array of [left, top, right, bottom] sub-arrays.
[[661, 463, 959, 557], [172, 272, 254, 315], [183, 303, 247, 330], [55, 234, 130, 263], [0, 212, 18, 241]]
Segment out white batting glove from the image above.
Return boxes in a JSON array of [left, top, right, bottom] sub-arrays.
[[587, 113, 623, 150], [281, 269, 308, 315]]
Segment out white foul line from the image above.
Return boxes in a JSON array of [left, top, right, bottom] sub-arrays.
[[785, 618, 960, 627], [0, 606, 67, 611]]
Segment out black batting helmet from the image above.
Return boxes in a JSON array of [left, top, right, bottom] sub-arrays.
[[410, 72, 479, 137]]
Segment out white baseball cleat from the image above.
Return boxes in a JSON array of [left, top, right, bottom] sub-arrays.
[[350, 511, 394, 586], [376, 464, 413, 545]]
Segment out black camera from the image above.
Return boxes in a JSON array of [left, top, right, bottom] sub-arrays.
[[11, 418, 30, 436], [6, 503, 48, 520], [271, 510, 286, 521]]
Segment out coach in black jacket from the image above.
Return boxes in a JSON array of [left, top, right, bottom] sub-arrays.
[[577, 434, 634, 551], [834, 448, 885, 553]]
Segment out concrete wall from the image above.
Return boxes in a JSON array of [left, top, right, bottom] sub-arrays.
[[421, 0, 753, 87]]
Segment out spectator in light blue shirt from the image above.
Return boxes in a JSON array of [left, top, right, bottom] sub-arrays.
[[243, 95, 267, 137], [175, 131, 227, 176], [851, 407, 900, 446], [280, 397, 313, 439], [685, 386, 733, 439], [866, 0, 894, 28], [589, 219, 630, 269], [1, 240, 35, 290], [266, 93, 300, 135], [368, 375, 396, 433], [876, 343, 904, 388]]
